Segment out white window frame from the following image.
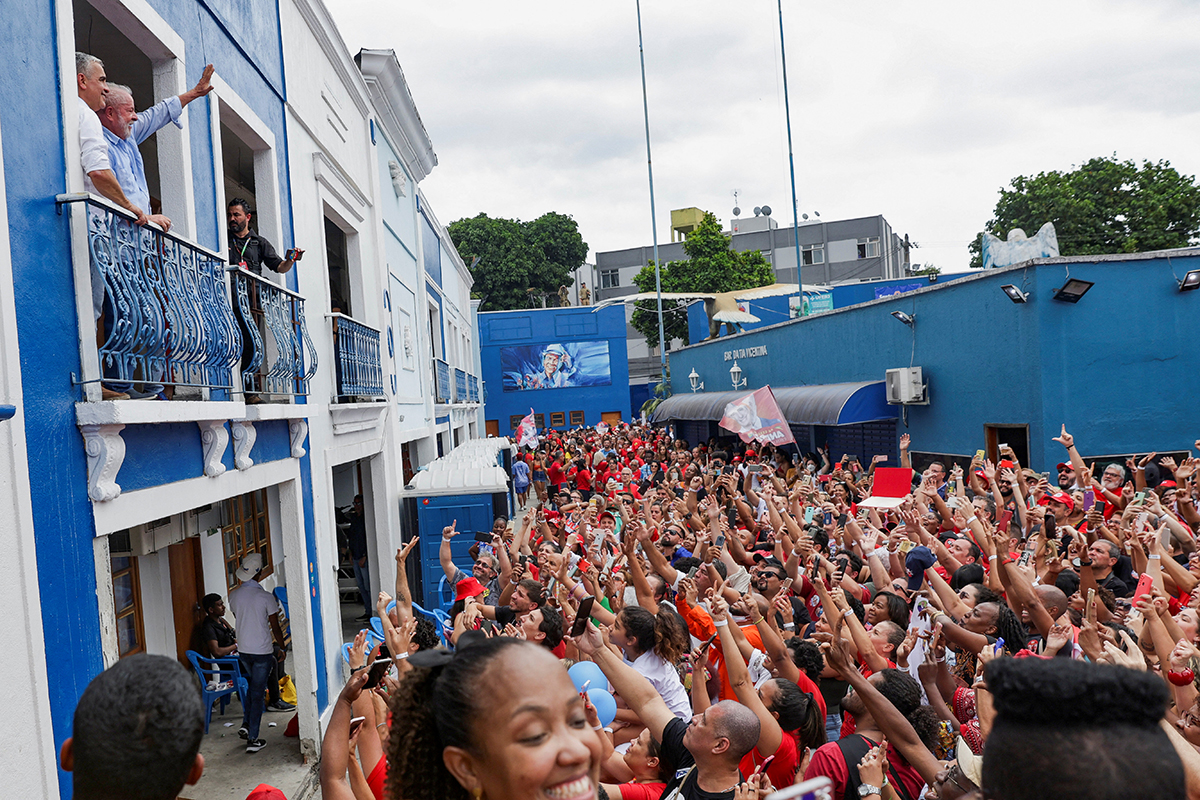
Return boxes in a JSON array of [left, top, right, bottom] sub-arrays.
[[802, 243, 825, 265], [857, 237, 880, 259], [599, 268, 620, 289]]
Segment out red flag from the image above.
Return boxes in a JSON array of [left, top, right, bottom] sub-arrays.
[[718, 386, 794, 446]]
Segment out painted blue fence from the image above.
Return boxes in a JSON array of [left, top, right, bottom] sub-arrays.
[[230, 268, 317, 397], [331, 313, 383, 398]]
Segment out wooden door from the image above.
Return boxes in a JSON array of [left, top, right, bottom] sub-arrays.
[[168, 537, 206, 666], [601, 411, 622, 426], [485, 419, 499, 437]]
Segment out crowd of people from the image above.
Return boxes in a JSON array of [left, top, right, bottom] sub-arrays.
[[73, 422, 1200, 800]]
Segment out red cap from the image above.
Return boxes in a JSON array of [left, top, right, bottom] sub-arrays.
[[1161, 480, 1178, 489], [998, 459, 1014, 469], [454, 577, 486, 601], [1056, 462, 1071, 471], [245, 786, 288, 800], [1039, 492, 1075, 512]]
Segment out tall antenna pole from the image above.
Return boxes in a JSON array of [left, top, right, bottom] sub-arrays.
[[777, 0, 802, 284], [636, 0, 666, 383]]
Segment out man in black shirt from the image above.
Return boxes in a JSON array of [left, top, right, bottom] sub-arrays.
[[200, 593, 237, 657], [574, 622, 759, 799], [337, 495, 372, 622], [227, 198, 303, 403]]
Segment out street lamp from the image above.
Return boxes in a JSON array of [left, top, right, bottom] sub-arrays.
[[730, 361, 747, 390], [688, 367, 704, 393]]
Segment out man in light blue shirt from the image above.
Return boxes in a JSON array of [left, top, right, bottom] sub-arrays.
[[97, 64, 214, 233]]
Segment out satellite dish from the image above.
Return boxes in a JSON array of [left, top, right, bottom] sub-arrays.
[[733, 207, 741, 217], [814, 211, 821, 217], [753, 206, 762, 216], [761, 205, 772, 216], [802, 213, 809, 220]]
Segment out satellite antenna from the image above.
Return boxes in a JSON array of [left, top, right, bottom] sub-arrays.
[[753, 206, 762, 216], [761, 205, 772, 217], [733, 206, 741, 217], [814, 211, 820, 218], [802, 213, 808, 220]]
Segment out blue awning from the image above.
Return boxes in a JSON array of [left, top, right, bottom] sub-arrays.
[[650, 381, 896, 427]]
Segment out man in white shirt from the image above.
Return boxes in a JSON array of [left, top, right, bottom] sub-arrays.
[[227, 553, 289, 753]]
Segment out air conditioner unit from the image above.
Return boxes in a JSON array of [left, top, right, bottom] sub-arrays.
[[885, 367, 928, 405], [107, 516, 186, 557]]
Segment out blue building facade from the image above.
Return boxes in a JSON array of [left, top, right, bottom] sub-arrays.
[[661, 251, 1200, 474], [480, 305, 632, 434]]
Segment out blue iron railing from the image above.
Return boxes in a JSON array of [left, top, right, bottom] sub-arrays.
[[467, 374, 479, 403], [229, 268, 317, 397], [433, 358, 451, 404], [58, 194, 241, 394], [331, 313, 383, 399], [454, 368, 467, 403]]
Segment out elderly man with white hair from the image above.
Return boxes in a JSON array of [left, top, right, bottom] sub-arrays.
[[96, 63, 215, 233]]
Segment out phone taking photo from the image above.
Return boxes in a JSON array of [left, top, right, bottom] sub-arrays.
[[570, 596, 596, 638]]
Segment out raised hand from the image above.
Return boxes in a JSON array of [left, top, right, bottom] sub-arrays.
[[1053, 424, 1074, 449], [442, 520, 460, 539], [397, 537, 419, 566]]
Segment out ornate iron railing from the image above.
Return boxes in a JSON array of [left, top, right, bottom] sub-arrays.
[[433, 358, 451, 404], [331, 313, 383, 399], [468, 374, 479, 403], [454, 368, 467, 403], [229, 268, 317, 397], [58, 194, 241, 393]]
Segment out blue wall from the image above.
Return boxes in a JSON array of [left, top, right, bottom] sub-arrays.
[[0, 2, 304, 794], [686, 274, 969, 344], [668, 254, 1200, 472], [480, 305, 631, 432]]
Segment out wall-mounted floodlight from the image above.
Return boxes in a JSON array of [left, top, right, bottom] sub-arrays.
[[730, 360, 747, 390], [890, 310, 915, 327], [1179, 270, 1200, 292], [688, 367, 704, 392], [1001, 284, 1029, 303], [1052, 279, 1094, 303]]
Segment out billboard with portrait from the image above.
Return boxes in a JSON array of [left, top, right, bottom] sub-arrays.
[[500, 341, 611, 391]]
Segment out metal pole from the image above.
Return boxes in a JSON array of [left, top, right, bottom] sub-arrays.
[[636, 0, 666, 383], [777, 0, 802, 285]]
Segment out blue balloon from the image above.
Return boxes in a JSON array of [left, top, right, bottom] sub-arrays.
[[568, 661, 607, 693], [587, 688, 617, 728]]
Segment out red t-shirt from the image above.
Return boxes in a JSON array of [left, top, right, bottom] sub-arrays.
[[740, 728, 802, 789], [617, 782, 666, 800], [547, 461, 565, 485], [574, 468, 592, 491], [367, 756, 387, 800], [804, 736, 924, 800]]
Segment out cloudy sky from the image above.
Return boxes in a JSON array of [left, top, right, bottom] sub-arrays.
[[328, 0, 1200, 273]]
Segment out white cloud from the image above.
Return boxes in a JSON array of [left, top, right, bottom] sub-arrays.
[[328, 0, 1200, 272]]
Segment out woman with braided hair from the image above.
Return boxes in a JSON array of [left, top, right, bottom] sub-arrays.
[[321, 638, 603, 800]]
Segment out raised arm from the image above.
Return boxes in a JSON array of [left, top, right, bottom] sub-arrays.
[[713, 595, 782, 758], [438, 520, 461, 583], [393, 538, 420, 624], [573, 623, 675, 742]]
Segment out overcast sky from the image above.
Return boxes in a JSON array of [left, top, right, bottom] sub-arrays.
[[328, 0, 1200, 273]]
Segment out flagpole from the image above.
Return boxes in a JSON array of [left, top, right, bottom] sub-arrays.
[[777, 0, 802, 284], [636, 0, 666, 385]]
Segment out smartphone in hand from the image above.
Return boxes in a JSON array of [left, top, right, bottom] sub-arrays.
[[570, 596, 596, 638]]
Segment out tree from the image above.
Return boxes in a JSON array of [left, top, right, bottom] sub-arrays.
[[630, 211, 775, 348], [969, 156, 1200, 268], [448, 212, 588, 311]]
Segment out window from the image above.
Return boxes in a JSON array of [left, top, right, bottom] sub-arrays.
[[326, 218, 351, 315], [222, 489, 273, 590], [111, 555, 145, 658], [534, 413, 545, 428], [600, 268, 620, 289], [802, 244, 825, 265], [510, 414, 525, 431], [550, 412, 566, 427], [570, 410, 585, 426], [857, 237, 880, 259]]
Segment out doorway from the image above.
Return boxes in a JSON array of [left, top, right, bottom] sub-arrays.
[[167, 537, 205, 665], [485, 419, 499, 437], [601, 411, 623, 427], [984, 425, 1030, 468]]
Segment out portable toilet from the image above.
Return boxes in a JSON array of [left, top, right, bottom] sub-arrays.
[[400, 437, 515, 611]]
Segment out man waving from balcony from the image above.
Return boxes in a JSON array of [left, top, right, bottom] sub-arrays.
[[97, 65, 216, 234]]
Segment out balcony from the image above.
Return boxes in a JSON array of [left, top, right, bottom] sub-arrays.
[[468, 374, 479, 403], [330, 313, 383, 400], [229, 268, 317, 399], [433, 358, 452, 404], [454, 367, 467, 403], [58, 194, 242, 397]]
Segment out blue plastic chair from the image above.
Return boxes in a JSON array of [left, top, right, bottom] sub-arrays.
[[411, 601, 453, 648], [438, 574, 455, 612], [273, 586, 289, 619], [186, 650, 248, 733]]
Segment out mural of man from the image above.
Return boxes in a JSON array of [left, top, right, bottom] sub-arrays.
[[524, 343, 573, 389]]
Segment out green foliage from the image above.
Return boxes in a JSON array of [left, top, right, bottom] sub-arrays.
[[640, 366, 671, 418], [630, 211, 775, 348], [448, 212, 589, 311], [969, 156, 1200, 268]]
